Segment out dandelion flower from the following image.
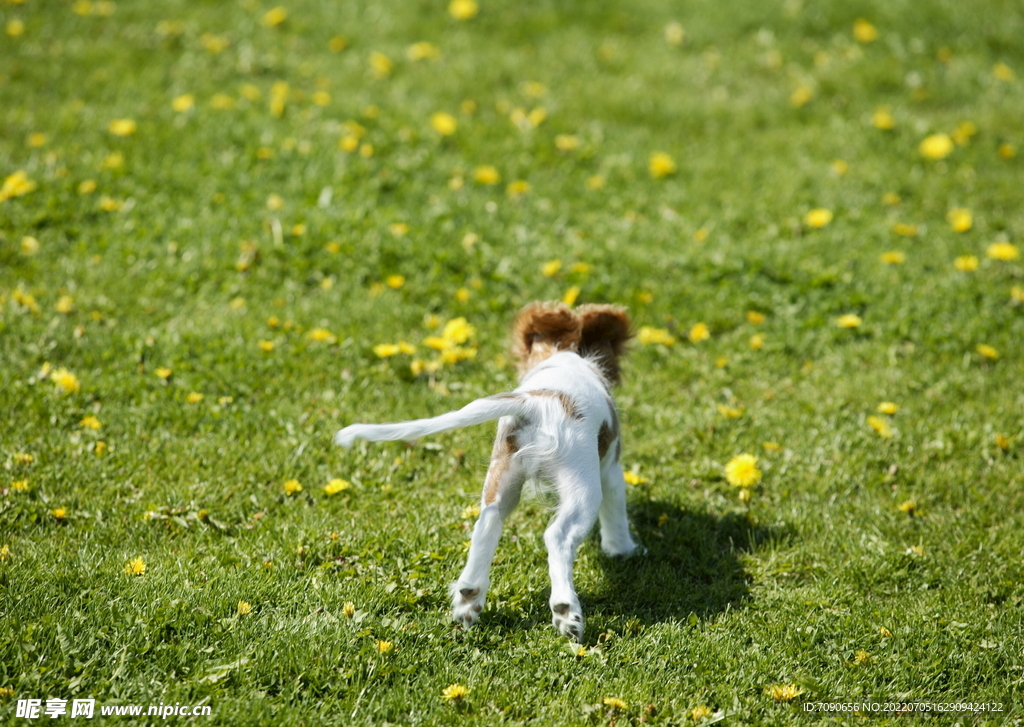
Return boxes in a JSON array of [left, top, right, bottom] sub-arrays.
[[541, 260, 562, 277], [210, 93, 235, 110], [6, 18, 26, 37], [892, 222, 917, 237], [586, 174, 606, 190], [20, 236, 40, 256], [664, 21, 685, 46], [562, 286, 581, 306], [803, 208, 833, 228], [373, 343, 401, 357], [919, 134, 954, 160], [375, 640, 394, 654], [998, 142, 1017, 159], [386, 273, 406, 288], [407, 41, 440, 61], [369, 51, 393, 78], [14, 453, 35, 465], [881, 192, 901, 206], [78, 179, 97, 194], [880, 251, 905, 264], [896, 500, 915, 515], [107, 118, 137, 137], [237, 601, 252, 615], [946, 208, 972, 232], [12, 480, 29, 491], [473, 165, 500, 185], [852, 19, 877, 43], [876, 402, 898, 415], [0, 544, 10, 561], [455, 287, 471, 303], [623, 471, 647, 485], [995, 433, 1010, 450], [872, 107, 895, 130], [603, 697, 628, 710], [767, 684, 803, 702], [0, 170, 37, 201], [835, 314, 862, 328], [555, 134, 580, 152], [262, 6, 288, 27], [746, 311, 766, 325], [51, 368, 81, 394], [172, 94, 194, 112], [342, 602, 356, 617], [993, 62, 1015, 82], [94, 441, 107, 456], [976, 344, 999, 360], [198, 33, 229, 53], [724, 454, 761, 487], [867, 415, 893, 438], [637, 326, 675, 346], [854, 650, 871, 664], [987, 241, 1019, 261], [506, 180, 531, 197], [448, 0, 478, 20], [155, 367, 173, 380], [688, 322, 710, 343], [789, 86, 812, 107], [880, 626, 894, 637], [954, 255, 978, 271], [52, 507, 67, 520], [690, 705, 712, 721], [125, 557, 146, 575], [648, 152, 677, 178], [329, 35, 347, 52], [324, 478, 350, 495], [441, 684, 469, 701], [717, 404, 743, 419], [80, 415, 102, 430], [308, 328, 337, 343], [431, 112, 458, 136], [1011, 286, 1024, 304], [186, 392, 204, 404], [257, 340, 275, 352], [283, 479, 303, 495], [749, 334, 765, 350], [952, 121, 977, 145]]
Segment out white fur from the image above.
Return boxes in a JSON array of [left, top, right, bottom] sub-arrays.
[[334, 350, 641, 640]]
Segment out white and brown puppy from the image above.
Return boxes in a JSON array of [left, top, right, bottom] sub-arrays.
[[334, 302, 642, 640]]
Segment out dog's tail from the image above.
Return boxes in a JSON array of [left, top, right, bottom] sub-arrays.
[[334, 393, 531, 448]]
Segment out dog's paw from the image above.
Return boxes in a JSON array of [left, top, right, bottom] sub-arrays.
[[601, 538, 645, 558], [450, 584, 487, 628], [551, 601, 585, 641]]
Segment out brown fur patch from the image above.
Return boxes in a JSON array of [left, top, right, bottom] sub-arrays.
[[510, 301, 583, 376], [598, 402, 620, 459], [483, 430, 519, 505], [527, 389, 583, 420], [576, 304, 632, 386]]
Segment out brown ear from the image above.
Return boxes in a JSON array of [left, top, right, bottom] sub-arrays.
[[576, 304, 631, 385], [510, 301, 582, 374]]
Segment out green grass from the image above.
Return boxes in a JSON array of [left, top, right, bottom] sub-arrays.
[[2, 0, 1023, 724]]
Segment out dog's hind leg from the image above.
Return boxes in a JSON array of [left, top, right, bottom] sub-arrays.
[[598, 459, 642, 557], [451, 421, 525, 628], [545, 459, 602, 641]]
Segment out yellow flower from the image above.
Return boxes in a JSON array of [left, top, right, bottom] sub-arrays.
[[0, 170, 37, 201], [976, 344, 999, 360], [283, 479, 303, 495], [541, 259, 562, 277], [262, 6, 288, 27], [94, 441, 107, 456], [896, 500, 915, 515], [81, 415, 102, 430], [586, 174, 606, 190], [442, 317, 476, 344], [155, 367, 173, 380], [951, 121, 977, 145], [375, 640, 394, 654], [690, 705, 712, 721], [448, 0, 478, 20], [52, 507, 67, 520], [329, 35, 348, 53], [790, 86, 813, 107], [872, 107, 895, 130], [725, 454, 761, 487], [237, 600, 252, 615], [473, 165, 501, 185], [78, 179, 97, 194], [20, 236, 40, 256], [0, 544, 10, 561], [602, 697, 628, 710], [431, 112, 458, 136], [880, 626, 894, 637], [648, 152, 677, 178], [623, 471, 647, 486], [876, 402, 898, 415], [373, 343, 401, 358], [835, 314, 862, 328], [12, 480, 29, 491], [257, 340, 275, 352], [919, 133, 954, 160], [239, 83, 261, 101], [767, 684, 803, 702], [998, 142, 1017, 159], [664, 21, 686, 46], [198, 33, 229, 53], [386, 274, 406, 288], [186, 392, 204, 404], [441, 684, 469, 701], [995, 433, 1010, 450], [993, 62, 1015, 82], [27, 132, 47, 148], [854, 649, 871, 664], [506, 180, 531, 197], [342, 602, 356, 618], [657, 513, 670, 526], [369, 51, 393, 78], [55, 295, 74, 315], [954, 255, 979, 271], [892, 222, 917, 237], [407, 41, 440, 61], [987, 241, 1019, 261], [102, 151, 124, 169], [14, 453, 35, 465], [99, 196, 123, 212], [172, 94, 194, 112], [52, 368, 81, 394], [210, 93, 235, 110], [324, 478, 350, 495], [867, 415, 893, 438], [308, 328, 337, 343], [125, 557, 146, 575], [555, 134, 580, 152], [803, 208, 833, 228], [946, 208, 972, 232], [881, 191, 901, 206], [717, 404, 743, 419], [562, 286, 581, 306], [688, 322, 710, 343], [1011, 286, 1024, 304], [880, 248, 905, 265], [108, 118, 137, 136], [637, 326, 675, 346], [749, 333, 765, 350], [455, 287, 471, 303]]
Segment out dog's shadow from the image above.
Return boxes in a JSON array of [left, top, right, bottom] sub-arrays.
[[578, 500, 789, 632]]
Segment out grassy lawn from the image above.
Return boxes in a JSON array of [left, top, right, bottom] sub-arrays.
[[2, 0, 1023, 724]]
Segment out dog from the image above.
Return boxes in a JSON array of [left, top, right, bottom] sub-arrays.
[[334, 301, 642, 640]]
